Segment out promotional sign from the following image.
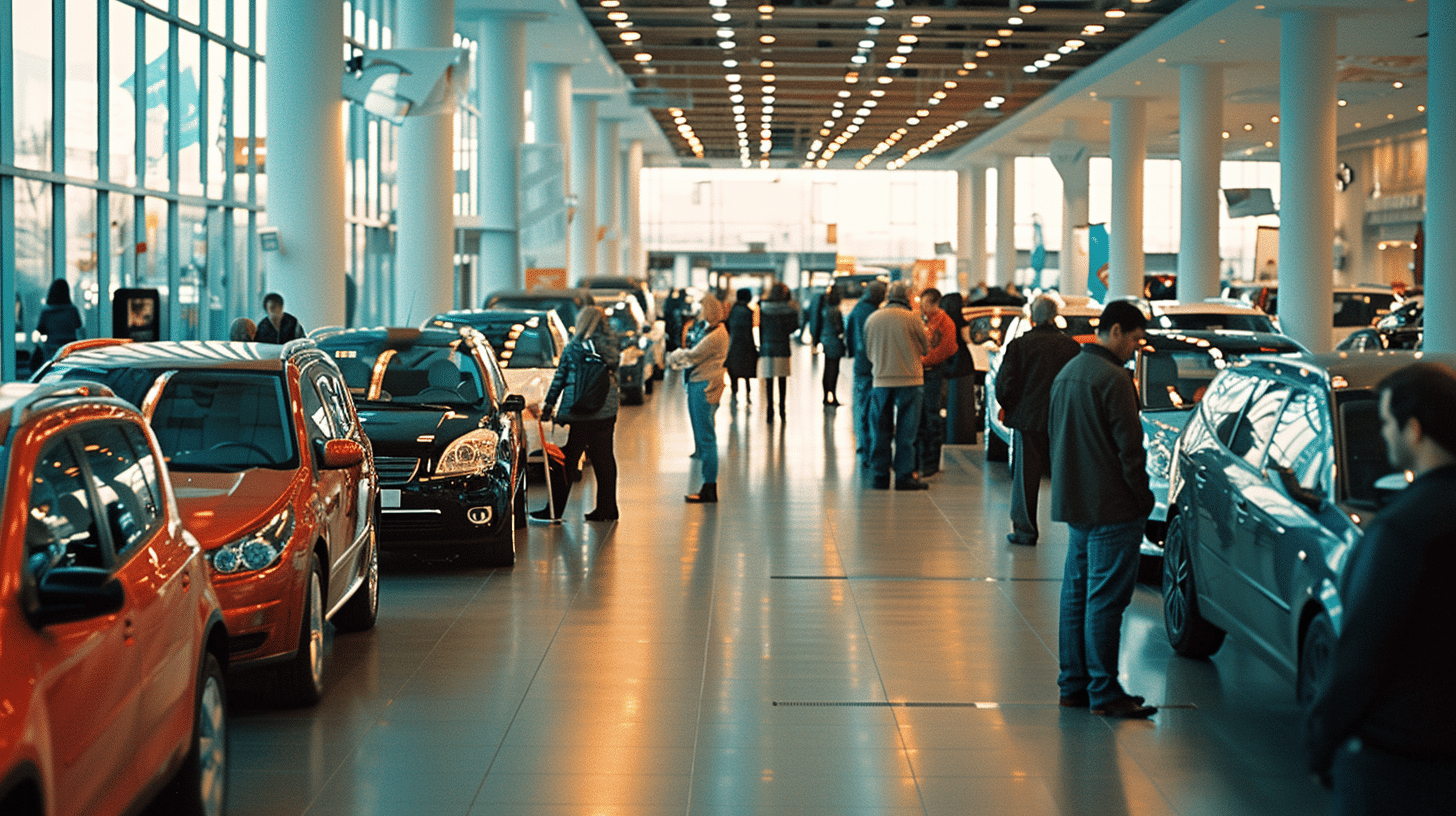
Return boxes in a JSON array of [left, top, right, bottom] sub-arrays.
[[525, 268, 568, 290], [1086, 223, 1109, 301]]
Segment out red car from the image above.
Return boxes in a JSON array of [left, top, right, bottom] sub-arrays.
[[0, 381, 228, 816], [38, 338, 380, 706]]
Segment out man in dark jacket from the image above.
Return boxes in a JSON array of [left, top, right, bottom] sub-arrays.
[[845, 280, 888, 470], [1304, 362, 1456, 814], [1049, 300, 1155, 719], [255, 292, 305, 344], [995, 296, 1080, 546]]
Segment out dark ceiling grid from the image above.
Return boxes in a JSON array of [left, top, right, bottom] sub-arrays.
[[580, 0, 1188, 166]]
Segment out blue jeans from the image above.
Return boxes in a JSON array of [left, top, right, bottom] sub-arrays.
[[868, 385, 923, 483], [686, 380, 719, 482], [852, 371, 874, 466], [1058, 519, 1145, 706], [917, 368, 945, 474]]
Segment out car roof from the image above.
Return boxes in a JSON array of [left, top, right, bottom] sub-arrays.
[[1234, 350, 1456, 393], [1145, 329, 1305, 355], [46, 340, 297, 372], [432, 308, 554, 325], [486, 288, 592, 302], [312, 326, 470, 348], [1151, 300, 1267, 315], [0, 381, 127, 444]]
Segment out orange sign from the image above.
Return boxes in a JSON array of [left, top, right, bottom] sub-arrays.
[[826, 223, 838, 244], [910, 259, 945, 296], [525, 268, 568, 290], [834, 254, 857, 274]]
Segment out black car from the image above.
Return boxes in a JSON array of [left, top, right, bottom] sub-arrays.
[[1162, 350, 1456, 700], [313, 327, 527, 566], [601, 296, 656, 404], [484, 288, 596, 332]]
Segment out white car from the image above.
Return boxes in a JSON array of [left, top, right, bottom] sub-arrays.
[[1224, 283, 1400, 346], [1148, 299, 1279, 333]]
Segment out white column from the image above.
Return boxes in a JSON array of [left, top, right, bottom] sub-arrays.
[[570, 95, 599, 283], [1109, 97, 1146, 300], [527, 63, 572, 272], [673, 253, 690, 288], [626, 140, 644, 278], [264, 0, 345, 330], [1049, 136, 1090, 297], [473, 13, 527, 294], [1278, 11, 1336, 353], [395, 0, 456, 324], [1425, 2, 1455, 353], [783, 252, 801, 287], [1179, 64, 1224, 302], [994, 155, 1016, 288], [598, 118, 622, 277], [957, 167, 986, 292]]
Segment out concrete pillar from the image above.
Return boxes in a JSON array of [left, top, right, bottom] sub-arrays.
[[957, 167, 987, 292], [1050, 136, 1090, 297], [783, 252, 801, 288], [1109, 97, 1147, 300], [1179, 64, 1224, 302], [598, 118, 621, 277], [627, 140, 643, 278], [994, 155, 1016, 288], [395, 0, 455, 324], [473, 13, 527, 294], [264, 0, 345, 331], [570, 95, 599, 283], [527, 62, 572, 272], [1278, 10, 1336, 353], [1426, 2, 1455, 353], [673, 253, 690, 288]]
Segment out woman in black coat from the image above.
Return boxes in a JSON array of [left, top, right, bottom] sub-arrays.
[[725, 288, 759, 403], [35, 279, 85, 364], [817, 286, 846, 405], [756, 281, 799, 422]]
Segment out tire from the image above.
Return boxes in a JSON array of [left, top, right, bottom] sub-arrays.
[[160, 652, 227, 816], [279, 554, 326, 706], [1161, 514, 1226, 658], [333, 532, 378, 633], [1297, 613, 1336, 705], [985, 425, 1008, 462]]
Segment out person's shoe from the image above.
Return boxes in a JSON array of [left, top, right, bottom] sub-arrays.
[[871, 477, 890, 490], [1091, 697, 1157, 718], [585, 509, 619, 521], [528, 508, 561, 525], [1007, 534, 1038, 547], [685, 483, 718, 503], [766, 411, 775, 424], [894, 477, 930, 491], [1060, 691, 1144, 708]]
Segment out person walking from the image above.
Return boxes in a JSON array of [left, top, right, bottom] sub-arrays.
[[996, 295, 1081, 546], [817, 286, 847, 406], [531, 305, 621, 523], [1048, 300, 1155, 719], [1304, 362, 1456, 814], [757, 281, 799, 423], [255, 292, 305, 343], [864, 280, 930, 491], [34, 279, 85, 365], [669, 294, 731, 503], [725, 288, 759, 404], [845, 280, 888, 470], [915, 288, 958, 476]]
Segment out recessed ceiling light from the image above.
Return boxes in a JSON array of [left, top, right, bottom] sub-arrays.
[[1106, 8, 1126, 18], [867, 16, 885, 26], [620, 31, 640, 41]]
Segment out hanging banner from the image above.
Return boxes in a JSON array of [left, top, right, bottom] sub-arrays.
[[120, 52, 201, 149], [1086, 223, 1109, 301]]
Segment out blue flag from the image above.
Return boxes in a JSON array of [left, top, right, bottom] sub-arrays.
[[1086, 223, 1109, 301], [120, 52, 201, 149]]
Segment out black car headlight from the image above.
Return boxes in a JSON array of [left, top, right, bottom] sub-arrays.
[[437, 429, 500, 477], [210, 508, 294, 574]]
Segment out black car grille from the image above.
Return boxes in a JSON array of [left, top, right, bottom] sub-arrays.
[[374, 456, 421, 484]]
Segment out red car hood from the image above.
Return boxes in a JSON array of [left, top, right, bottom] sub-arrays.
[[170, 469, 299, 548]]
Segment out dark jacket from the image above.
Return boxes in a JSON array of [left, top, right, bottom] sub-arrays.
[[725, 303, 759, 378], [256, 312, 305, 344], [818, 301, 846, 359], [544, 332, 621, 423], [36, 303, 85, 360], [1304, 464, 1456, 772], [995, 323, 1081, 434], [846, 296, 879, 377], [757, 301, 799, 359], [1047, 344, 1153, 525]]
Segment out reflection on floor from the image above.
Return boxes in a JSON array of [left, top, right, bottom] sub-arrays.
[[224, 348, 1329, 816]]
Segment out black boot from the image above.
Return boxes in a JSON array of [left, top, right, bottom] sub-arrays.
[[685, 482, 718, 503]]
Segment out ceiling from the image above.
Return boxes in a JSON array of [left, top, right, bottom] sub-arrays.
[[465, 0, 1430, 169]]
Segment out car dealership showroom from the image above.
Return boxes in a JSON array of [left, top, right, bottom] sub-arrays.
[[2, 0, 1452, 814]]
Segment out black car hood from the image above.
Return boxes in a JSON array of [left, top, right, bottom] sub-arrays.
[[355, 402, 483, 456]]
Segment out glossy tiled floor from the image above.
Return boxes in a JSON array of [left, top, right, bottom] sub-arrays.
[[226, 347, 1329, 816]]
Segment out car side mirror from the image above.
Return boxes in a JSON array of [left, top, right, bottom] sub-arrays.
[[32, 566, 125, 627], [320, 438, 366, 469], [501, 394, 526, 414], [1267, 461, 1324, 512]]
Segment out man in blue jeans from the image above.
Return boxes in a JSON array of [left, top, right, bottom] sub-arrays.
[[863, 281, 930, 490], [1048, 300, 1155, 718], [845, 280, 888, 471]]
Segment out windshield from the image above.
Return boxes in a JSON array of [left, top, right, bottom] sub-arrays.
[[475, 323, 555, 368], [1155, 313, 1276, 333], [1140, 350, 1220, 410], [324, 340, 487, 406], [41, 365, 298, 471]]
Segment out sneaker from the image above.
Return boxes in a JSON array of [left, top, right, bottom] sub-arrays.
[[1091, 697, 1157, 719]]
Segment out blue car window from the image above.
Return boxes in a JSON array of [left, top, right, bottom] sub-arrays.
[[1226, 382, 1288, 468], [1268, 389, 1331, 497], [1204, 372, 1262, 447]]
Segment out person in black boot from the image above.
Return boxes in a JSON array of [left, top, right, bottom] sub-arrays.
[[757, 281, 798, 423], [529, 306, 621, 522], [685, 482, 717, 504]]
